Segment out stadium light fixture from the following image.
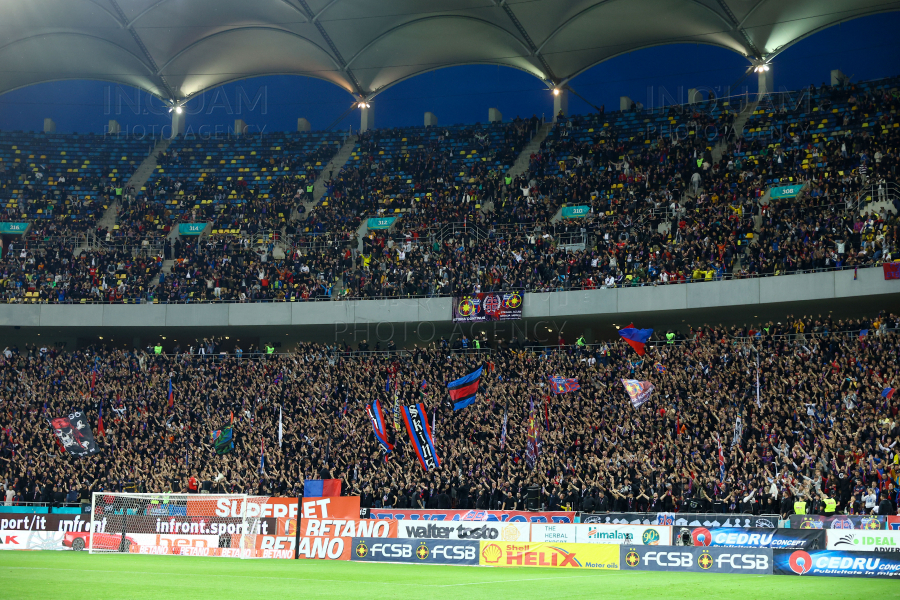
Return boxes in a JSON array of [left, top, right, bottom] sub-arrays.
[[175, 106, 183, 114], [552, 88, 560, 96]]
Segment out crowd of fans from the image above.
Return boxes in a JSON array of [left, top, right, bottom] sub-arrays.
[[1, 77, 898, 303], [1, 311, 897, 516]]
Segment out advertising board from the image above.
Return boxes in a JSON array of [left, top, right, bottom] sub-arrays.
[[479, 541, 619, 569], [451, 292, 523, 322], [395, 521, 530, 542], [578, 524, 671, 545], [690, 527, 824, 549], [774, 549, 900, 577], [351, 538, 480, 565], [826, 531, 900, 552], [620, 546, 772, 574]]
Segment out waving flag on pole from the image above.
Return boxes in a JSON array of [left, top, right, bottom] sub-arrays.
[[278, 405, 283, 448], [717, 433, 725, 482], [168, 378, 174, 408], [401, 403, 439, 471], [499, 405, 508, 450], [549, 376, 580, 394], [883, 387, 896, 400], [97, 400, 105, 436], [447, 365, 483, 411], [621, 379, 654, 408], [755, 353, 761, 409], [259, 436, 265, 474], [525, 396, 538, 470], [859, 329, 869, 341], [366, 398, 393, 454], [619, 325, 653, 356]]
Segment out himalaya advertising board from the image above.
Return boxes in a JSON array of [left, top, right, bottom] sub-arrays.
[[774, 549, 900, 577], [827, 531, 900, 553], [531, 524, 670, 545], [690, 527, 824, 550], [620, 546, 772, 574], [350, 538, 479, 565], [395, 521, 530, 542]]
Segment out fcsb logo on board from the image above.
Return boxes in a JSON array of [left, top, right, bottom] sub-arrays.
[[355, 540, 368, 558], [416, 543, 430, 560], [698, 550, 713, 570], [625, 549, 640, 568]]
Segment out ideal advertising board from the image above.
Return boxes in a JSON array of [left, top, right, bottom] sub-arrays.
[[789, 515, 885, 530], [369, 509, 575, 523], [774, 549, 900, 577], [351, 538, 480, 565], [479, 541, 619, 569], [826, 531, 900, 552], [620, 546, 772, 574], [690, 527, 824, 550], [395, 521, 530, 542]]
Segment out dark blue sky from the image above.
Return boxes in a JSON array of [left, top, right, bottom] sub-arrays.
[[1, 13, 899, 135]]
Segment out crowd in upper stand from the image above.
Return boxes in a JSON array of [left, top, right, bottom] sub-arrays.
[[1, 76, 899, 303], [2, 310, 898, 516]]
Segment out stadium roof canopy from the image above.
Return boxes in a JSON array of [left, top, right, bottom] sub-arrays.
[[1, 0, 898, 103]]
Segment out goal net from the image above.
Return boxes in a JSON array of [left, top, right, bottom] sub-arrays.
[[89, 493, 284, 558]]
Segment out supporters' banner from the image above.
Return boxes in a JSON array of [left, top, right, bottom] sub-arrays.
[[789, 515, 886, 530], [396, 521, 530, 542], [213, 427, 233, 455], [561, 205, 591, 219], [827, 530, 900, 552], [447, 366, 483, 411], [690, 527, 824, 550], [769, 184, 803, 199], [452, 292, 522, 322], [365, 399, 393, 453], [618, 325, 653, 356], [580, 513, 778, 529], [479, 541, 619, 569], [884, 262, 900, 280], [368, 509, 576, 523], [51, 410, 100, 457], [774, 549, 900, 578], [525, 396, 538, 470], [401, 404, 439, 471], [303, 479, 341, 497], [351, 538, 480, 565], [549, 376, 580, 394], [621, 379, 654, 408], [621, 546, 772, 574]]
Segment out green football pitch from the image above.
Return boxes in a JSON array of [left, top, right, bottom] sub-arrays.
[[0, 550, 894, 600]]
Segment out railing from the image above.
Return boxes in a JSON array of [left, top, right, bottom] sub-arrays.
[[2, 262, 884, 305], [854, 181, 900, 214]]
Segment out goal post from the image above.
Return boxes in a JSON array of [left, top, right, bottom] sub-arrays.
[[88, 492, 277, 558]]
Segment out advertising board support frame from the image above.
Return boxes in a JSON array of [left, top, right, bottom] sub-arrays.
[[294, 496, 302, 559]]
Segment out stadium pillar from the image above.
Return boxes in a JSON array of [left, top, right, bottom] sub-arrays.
[[757, 67, 773, 97], [831, 69, 847, 86], [234, 119, 247, 136], [107, 120, 121, 135], [424, 112, 437, 127], [488, 108, 502, 123], [297, 118, 311, 132], [688, 88, 701, 104], [171, 110, 185, 137], [360, 104, 373, 133], [43, 118, 56, 133], [619, 96, 633, 111], [553, 90, 568, 121]]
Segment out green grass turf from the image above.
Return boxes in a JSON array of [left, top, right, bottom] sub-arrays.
[[0, 550, 895, 600]]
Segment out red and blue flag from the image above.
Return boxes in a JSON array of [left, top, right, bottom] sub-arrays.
[[303, 479, 342, 497], [366, 398, 393, 454], [168, 378, 174, 408], [549, 376, 580, 394], [883, 387, 896, 400], [402, 403, 440, 471], [447, 365, 483, 411], [619, 324, 654, 356]]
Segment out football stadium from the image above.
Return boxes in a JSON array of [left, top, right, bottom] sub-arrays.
[[1, 1, 900, 598]]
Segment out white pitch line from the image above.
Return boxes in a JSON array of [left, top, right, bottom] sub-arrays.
[[437, 575, 605, 587]]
